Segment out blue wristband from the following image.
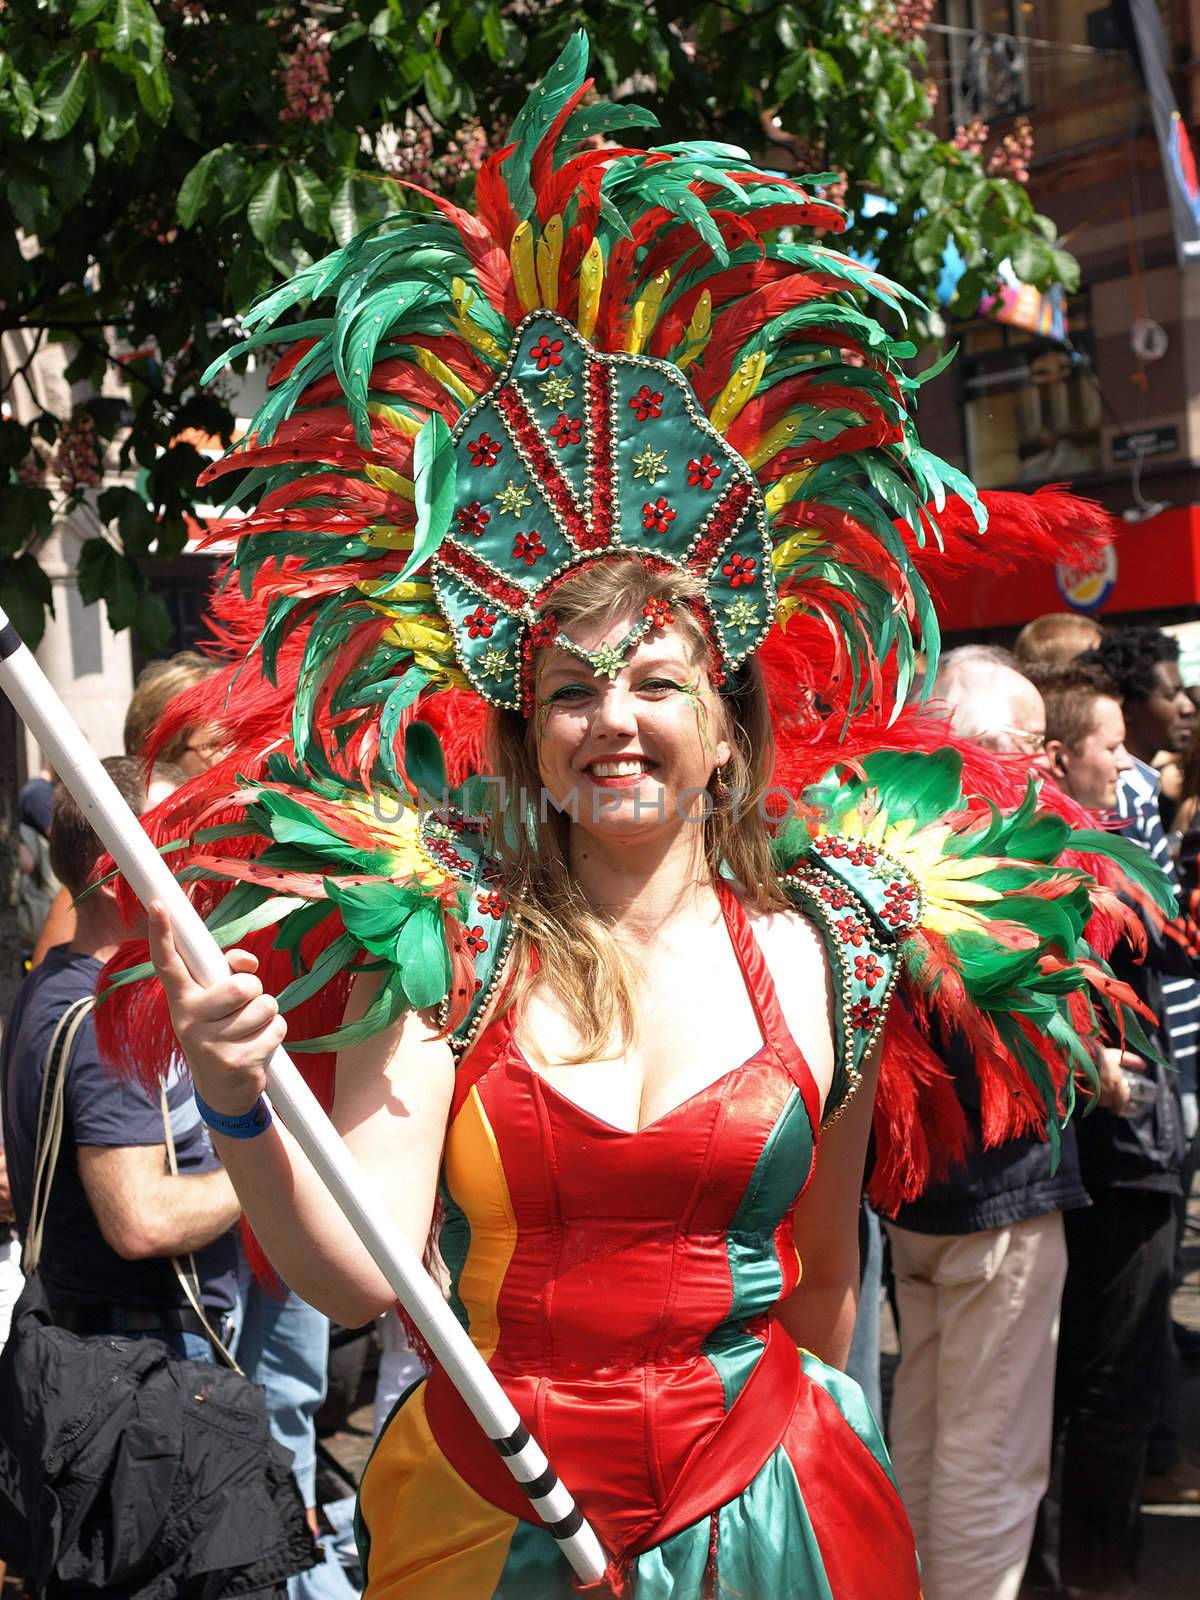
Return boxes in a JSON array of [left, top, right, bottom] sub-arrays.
[[193, 1088, 272, 1140]]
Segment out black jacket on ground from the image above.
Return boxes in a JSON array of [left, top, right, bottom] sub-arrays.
[[0, 1276, 316, 1597]]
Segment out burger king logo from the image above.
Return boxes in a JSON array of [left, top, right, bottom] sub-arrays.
[[1055, 544, 1117, 612]]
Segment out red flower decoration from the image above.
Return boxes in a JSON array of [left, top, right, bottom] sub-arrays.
[[479, 890, 509, 919], [722, 552, 757, 587], [531, 335, 565, 370], [854, 954, 885, 987], [687, 452, 721, 489], [642, 497, 676, 534], [850, 998, 881, 1032], [465, 606, 498, 639], [529, 615, 559, 648], [456, 500, 491, 538], [550, 413, 582, 448], [464, 926, 489, 955], [642, 597, 673, 629], [468, 433, 501, 468], [835, 916, 868, 947], [512, 531, 547, 566], [630, 384, 664, 421]]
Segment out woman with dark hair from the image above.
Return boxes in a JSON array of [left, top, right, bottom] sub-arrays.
[[104, 37, 1166, 1599]]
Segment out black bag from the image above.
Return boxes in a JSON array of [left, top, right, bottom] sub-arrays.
[[0, 996, 316, 1596], [0, 1275, 316, 1596]]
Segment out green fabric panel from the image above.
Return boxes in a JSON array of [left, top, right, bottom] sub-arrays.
[[438, 1178, 473, 1334], [495, 1519, 569, 1598], [704, 1089, 811, 1408], [799, 1349, 899, 1490], [629, 1445, 835, 1600], [352, 1376, 427, 1585]]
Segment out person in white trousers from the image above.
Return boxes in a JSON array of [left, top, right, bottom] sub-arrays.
[[885, 648, 1093, 1600]]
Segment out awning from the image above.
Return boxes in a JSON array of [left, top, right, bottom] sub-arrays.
[[935, 503, 1200, 632]]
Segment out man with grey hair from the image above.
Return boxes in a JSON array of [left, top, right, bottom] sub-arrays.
[[927, 643, 1048, 753], [885, 647, 1089, 1600]]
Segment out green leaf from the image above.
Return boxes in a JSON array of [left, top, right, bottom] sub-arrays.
[[177, 147, 221, 227], [39, 56, 92, 141], [213, 146, 251, 219], [134, 588, 171, 654], [329, 174, 370, 246], [291, 165, 329, 232], [133, 60, 172, 125], [0, 555, 53, 648], [75, 538, 144, 631], [113, 0, 163, 67], [247, 165, 291, 246]]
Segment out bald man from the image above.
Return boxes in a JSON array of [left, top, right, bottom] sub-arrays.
[[885, 646, 1089, 1600]]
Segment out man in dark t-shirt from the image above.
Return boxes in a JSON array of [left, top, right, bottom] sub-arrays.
[[1, 758, 240, 1359]]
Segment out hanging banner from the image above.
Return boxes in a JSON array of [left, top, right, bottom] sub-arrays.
[[1124, 0, 1200, 264]]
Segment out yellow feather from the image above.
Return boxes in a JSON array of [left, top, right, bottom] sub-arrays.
[[775, 596, 807, 627], [626, 270, 671, 354], [509, 221, 539, 313], [709, 351, 767, 434], [771, 528, 821, 569], [449, 278, 506, 362], [367, 401, 423, 436], [746, 416, 804, 470], [765, 471, 814, 518], [364, 462, 416, 498], [382, 616, 456, 653], [363, 524, 416, 550], [535, 215, 564, 311], [412, 346, 475, 408], [578, 237, 604, 341], [676, 289, 712, 370], [356, 580, 433, 602]]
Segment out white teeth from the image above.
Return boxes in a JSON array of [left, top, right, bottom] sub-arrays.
[[590, 760, 649, 777]]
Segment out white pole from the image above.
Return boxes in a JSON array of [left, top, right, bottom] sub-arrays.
[[0, 612, 606, 1584]]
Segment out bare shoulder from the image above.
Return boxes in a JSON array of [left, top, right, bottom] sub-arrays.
[[741, 896, 837, 1102]]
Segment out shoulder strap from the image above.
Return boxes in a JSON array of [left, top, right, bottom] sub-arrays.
[[419, 806, 518, 1057], [158, 1084, 243, 1373], [781, 834, 920, 1127], [24, 994, 95, 1275]]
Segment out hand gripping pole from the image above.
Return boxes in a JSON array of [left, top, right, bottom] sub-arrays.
[[0, 611, 606, 1584]]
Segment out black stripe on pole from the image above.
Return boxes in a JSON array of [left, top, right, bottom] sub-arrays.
[[545, 1505, 585, 1541], [494, 1423, 531, 1456], [515, 1465, 556, 1501], [0, 622, 22, 661]]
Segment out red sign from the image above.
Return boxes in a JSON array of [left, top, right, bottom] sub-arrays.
[[935, 504, 1200, 632]]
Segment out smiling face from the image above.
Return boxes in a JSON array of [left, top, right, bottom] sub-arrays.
[[533, 611, 733, 844]]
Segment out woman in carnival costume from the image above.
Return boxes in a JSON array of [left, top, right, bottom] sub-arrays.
[[100, 35, 1172, 1598]]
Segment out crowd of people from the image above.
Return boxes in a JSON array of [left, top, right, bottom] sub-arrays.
[[0, 614, 1196, 1599], [871, 614, 1200, 1600]]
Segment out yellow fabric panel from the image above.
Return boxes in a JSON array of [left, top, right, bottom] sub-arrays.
[[443, 1086, 518, 1362], [359, 1387, 516, 1598]]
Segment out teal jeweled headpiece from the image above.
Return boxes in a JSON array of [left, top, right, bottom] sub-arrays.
[[431, 311, 774, 709]]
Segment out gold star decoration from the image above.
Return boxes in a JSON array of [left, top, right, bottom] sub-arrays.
[[589, 642, 627, 680], [631, 445, 669, 484], [538, 373, 576, 408], [496, 480, 533, 517], [724, 597, 759, 635], [478, 644, 511, 680]]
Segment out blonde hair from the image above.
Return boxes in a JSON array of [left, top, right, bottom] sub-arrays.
[[484, 558, 788, 1062], [124, 651, 220, 763]]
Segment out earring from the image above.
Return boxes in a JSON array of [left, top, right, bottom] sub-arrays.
[[714, 761, 732, 799]]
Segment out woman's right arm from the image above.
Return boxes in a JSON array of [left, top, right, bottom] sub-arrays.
[[148, 904, 454, 1326]]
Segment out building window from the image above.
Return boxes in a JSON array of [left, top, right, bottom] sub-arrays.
[[960, 297, 1102, 488], [944, 0, 1030, 124]]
